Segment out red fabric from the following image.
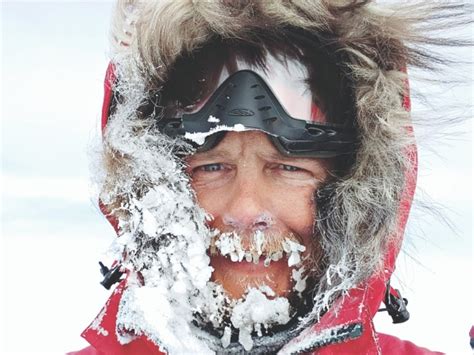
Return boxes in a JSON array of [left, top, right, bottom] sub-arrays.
[[98, 63, 120, 233], [80, 281, 165, 355], [101, 62, 116, 134], [67, 346, 102, 355], [378, 334, 443, 355], [99, 199, 119, 234], [76, 64, 437, 354]]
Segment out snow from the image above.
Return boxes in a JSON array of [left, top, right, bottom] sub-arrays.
[[207, 115, 220, 123], [230, 288, 291, 351], [212, 231, 305, 268], [253, 230, 265, 256], [292, 267, 307, 293], [284, 239, 306, 267], [221, 326, 232, 348], [141, 208, 158, 237], [117, 283, 214, 353], [97, 102, 222, 352], [184, 123, 248, 145]]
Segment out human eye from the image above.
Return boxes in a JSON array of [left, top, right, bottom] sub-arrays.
[[278, 164, 302, 172], [194, 163, 225, 173], [188, 162, 233, 188], [268, 162, 316, 184]]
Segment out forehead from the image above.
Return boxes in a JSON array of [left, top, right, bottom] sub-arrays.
[[190, 131, 307, 162]]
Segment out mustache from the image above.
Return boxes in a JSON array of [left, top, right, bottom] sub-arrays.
[[209, 230, 306, 266]]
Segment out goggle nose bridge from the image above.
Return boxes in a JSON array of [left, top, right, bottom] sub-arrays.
[[201, 70, 287, 126]]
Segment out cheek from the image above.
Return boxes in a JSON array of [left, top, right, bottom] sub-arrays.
[[271, 186, 316, 236], [191, 183, 224, 224]]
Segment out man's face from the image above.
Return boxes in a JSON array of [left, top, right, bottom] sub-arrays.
[[186, 131, 330, 300]]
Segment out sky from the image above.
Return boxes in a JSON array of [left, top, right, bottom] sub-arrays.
[[1, 2, 473, 354]]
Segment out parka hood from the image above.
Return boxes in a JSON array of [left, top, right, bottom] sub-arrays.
[[82, 1, 461, 353]]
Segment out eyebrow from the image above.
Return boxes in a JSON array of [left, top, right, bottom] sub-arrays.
[[191, 148, 316, 165], [259, 151, 317, 164], [189, 149, 234, 161]]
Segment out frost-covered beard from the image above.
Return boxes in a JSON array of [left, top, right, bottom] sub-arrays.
[[112, 224, 314, 352], [194, 230, 313, 350]]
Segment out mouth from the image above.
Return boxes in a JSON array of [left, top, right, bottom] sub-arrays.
[[209, 230, 306, 268], [210, 254, 289, 279], [208, 231, 308, 300]]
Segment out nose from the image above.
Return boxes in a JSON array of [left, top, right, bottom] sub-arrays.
[[221, 174, 274, 232]]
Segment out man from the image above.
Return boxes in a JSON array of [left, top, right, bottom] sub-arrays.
[[72, 1, 468, 354]]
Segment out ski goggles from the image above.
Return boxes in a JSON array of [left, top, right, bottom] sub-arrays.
[[156, 56, 357, 158]]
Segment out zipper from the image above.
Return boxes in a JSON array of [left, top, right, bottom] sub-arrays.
[[288, 323, 363, 354]]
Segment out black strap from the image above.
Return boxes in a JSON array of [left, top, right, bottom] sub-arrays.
[[378, 280, 410, 324]]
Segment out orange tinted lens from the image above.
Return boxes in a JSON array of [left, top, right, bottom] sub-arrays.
[[167, 53, 324, 122]]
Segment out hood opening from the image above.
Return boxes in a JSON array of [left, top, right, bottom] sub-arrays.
[[89, 1, 430, 353]]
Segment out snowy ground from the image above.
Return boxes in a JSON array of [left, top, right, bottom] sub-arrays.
[[1, 2, 472, 354]]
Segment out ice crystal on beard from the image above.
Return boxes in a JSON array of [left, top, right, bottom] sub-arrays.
[[230, 287, 291, 351], [297, 255, 359, 330], [221, 326, 232, 348]]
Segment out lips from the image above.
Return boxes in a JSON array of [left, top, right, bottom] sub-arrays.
[[210, 253, 294, 299], [211, 254, 289, 275]]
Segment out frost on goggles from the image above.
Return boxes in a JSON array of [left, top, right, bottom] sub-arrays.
[[156, 55, 357, 158]]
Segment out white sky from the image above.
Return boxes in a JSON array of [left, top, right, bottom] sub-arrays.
[[1, 2, 472, 354]]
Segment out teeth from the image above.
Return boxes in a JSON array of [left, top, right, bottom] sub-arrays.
[[230, 252, 239, 262]]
